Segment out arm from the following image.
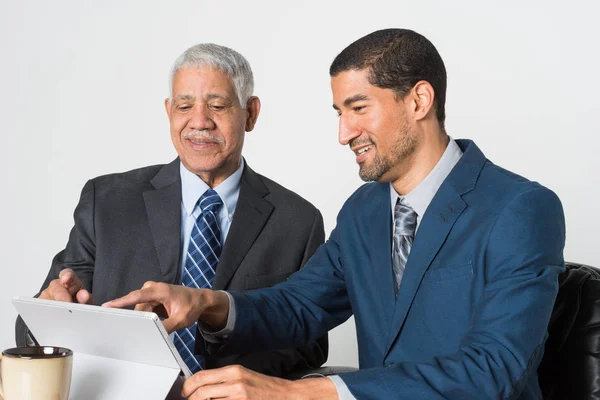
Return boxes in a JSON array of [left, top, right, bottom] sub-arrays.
[[224, 224, 353, 355], [15, 180, 97, 346], [206, 209, 329, 376], [105, 223, 351, 343], [105, 220, 350, 399], [181, 365, 339, 400]]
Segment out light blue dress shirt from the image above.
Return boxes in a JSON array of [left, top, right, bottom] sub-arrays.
[[179, 159, 244, 277]]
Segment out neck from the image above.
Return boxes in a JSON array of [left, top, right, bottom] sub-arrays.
[[391, 132, 449, 195], [193, 157, 242, 189]]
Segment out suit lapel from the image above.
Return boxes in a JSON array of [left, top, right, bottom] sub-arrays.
[[364, 184, 396, 332], [213, 163, 273, 290], [143, 159, 182, 283], [384, 139, 485, 355]]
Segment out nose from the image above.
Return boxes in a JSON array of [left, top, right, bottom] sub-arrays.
[[188, 106, 216, 131], [338, 114, 360, 146]]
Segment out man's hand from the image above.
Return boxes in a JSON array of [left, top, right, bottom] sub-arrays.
[[182, 365, 339, 400], [38, 269, 94, 304], [102, 282, 229, 333]]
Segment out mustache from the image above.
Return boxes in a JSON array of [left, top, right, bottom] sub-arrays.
[[349, 138, 374, 148], [183, 130, 225, 143]]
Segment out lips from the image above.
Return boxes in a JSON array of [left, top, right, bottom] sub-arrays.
[[185, 138, 221, 152], [353, 144, 373, 163], [187, 137, 218, 145]]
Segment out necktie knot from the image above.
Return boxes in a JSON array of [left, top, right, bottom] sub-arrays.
[[198, 189, 222, 214], [394, 198, 417, 237]]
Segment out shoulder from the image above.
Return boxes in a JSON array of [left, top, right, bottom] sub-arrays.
[[471, 161, 565, 250], [255, 173, 320, 215], [90, 164, 165, 186], [84, 163, 168, 200], [476, 161, 562, 209]]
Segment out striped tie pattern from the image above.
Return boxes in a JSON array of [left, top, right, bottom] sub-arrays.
[[174, 189, 222, 373], [392, 198, 417, 295]]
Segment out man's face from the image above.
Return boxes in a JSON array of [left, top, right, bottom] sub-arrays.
[[166, 67, 258, 186], [331, 68, 418, 183]]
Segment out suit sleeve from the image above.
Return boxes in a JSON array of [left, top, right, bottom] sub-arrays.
[[15, 180, 97, 346], [211, 209, 330, 377], [227, 187, 565, 399]]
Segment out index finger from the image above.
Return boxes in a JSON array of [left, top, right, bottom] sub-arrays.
[[102, 285, 163, 309]]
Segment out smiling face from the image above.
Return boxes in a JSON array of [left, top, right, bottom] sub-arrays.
[[165, 67, 260, 187], [332, 68, 419, 184]]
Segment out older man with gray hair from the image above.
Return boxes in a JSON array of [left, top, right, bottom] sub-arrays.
[[16, 43, 327, 377]]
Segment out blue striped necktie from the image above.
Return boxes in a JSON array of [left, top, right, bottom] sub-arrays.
[[392, 198, 417, 295], [174, 189, 222, 373]]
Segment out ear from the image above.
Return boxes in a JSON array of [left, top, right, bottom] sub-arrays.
[[164, 98, 171, 119], [244, 96, 261, 132], [409, 81, 435, 122]]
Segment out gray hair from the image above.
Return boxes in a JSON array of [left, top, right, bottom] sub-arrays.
[[169, 43, 254, 108]]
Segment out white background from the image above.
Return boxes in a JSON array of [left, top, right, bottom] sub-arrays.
[[1, 0, 599, 370]]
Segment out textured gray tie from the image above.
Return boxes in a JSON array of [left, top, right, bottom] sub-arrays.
[[392, 198, 417, 295]]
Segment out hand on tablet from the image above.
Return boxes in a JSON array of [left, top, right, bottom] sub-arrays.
[[102, 282, 230, 334], [39, 268, 95, 305]]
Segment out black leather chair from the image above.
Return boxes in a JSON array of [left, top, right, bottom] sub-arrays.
[[539, 262, 600, 399], [289, 262, 600, 399]]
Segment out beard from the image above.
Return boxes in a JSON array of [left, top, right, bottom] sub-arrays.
[[357, 119, 417, 182]]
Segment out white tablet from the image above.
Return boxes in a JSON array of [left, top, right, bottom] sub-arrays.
[[13, 296, 192, 400]]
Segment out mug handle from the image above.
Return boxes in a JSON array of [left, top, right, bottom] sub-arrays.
[[0, 353, 4, 399]]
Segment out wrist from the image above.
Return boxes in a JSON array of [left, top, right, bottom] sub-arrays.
[[288, 377, 339, 400], [201, 290, 230, 330]]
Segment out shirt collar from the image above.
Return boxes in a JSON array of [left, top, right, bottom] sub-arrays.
[[390, 137, 463, 218], [180, 158, 244, 217]]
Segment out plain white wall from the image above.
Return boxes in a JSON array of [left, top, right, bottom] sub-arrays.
[[1, 0, 599, 369]]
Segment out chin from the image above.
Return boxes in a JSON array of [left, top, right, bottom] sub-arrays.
[[183, 160, 221, 175]]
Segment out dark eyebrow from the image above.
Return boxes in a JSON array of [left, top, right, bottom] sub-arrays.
[[332, 94, 370, 110], [344, 94, 369, 107]]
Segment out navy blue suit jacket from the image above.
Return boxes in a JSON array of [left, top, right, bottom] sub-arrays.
[[224, 140, 565, 399]]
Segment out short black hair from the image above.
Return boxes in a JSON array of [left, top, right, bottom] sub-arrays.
[[330, 29, 447, 129]]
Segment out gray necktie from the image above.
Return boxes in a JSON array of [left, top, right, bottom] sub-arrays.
[[392, 198, 417, 295]]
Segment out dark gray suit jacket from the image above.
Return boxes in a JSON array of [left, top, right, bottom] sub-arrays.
[[16, 158, 327, 377]]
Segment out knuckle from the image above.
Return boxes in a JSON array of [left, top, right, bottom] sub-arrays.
[[48, 280, 61, 292], [152, 282, 166, 293], [141, 281, 155, 289]]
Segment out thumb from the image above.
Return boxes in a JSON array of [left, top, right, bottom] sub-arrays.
[[75, 289, 96, 305], [162, 317, 181, 334]]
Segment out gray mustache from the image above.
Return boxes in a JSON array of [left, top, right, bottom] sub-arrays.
[[183, 130, 225, 143]]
